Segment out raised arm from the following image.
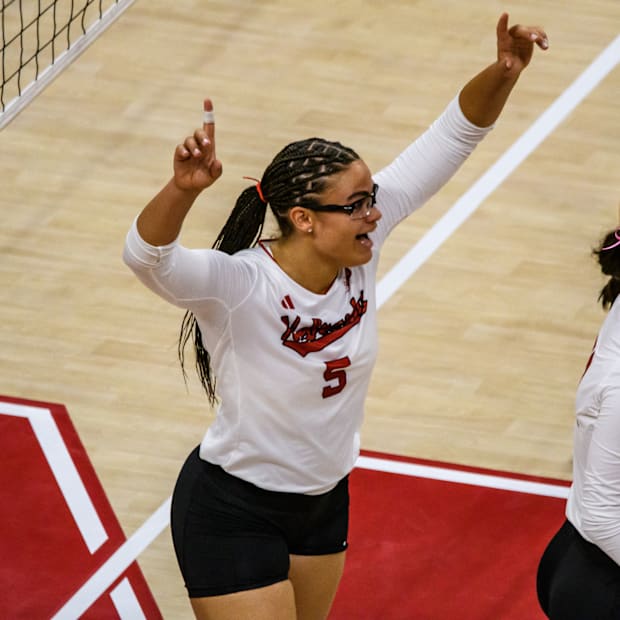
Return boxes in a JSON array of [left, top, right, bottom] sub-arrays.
[[136, 99, 223, 246], [459, 13, 549, 128]]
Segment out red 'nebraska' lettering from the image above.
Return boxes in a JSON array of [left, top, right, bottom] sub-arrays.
[[280, 292, 367, 357]]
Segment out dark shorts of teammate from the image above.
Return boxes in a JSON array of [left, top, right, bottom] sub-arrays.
[[170, 446, 350, 598], [537, 519, 620, 619]]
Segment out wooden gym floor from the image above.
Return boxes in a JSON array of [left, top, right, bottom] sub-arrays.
[[1, 1, 618, 616]]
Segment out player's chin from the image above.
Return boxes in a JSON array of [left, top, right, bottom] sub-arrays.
[[347, 247, 373, 267]]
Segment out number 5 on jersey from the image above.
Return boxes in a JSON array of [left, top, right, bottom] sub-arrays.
[[322, 357, 352, 398]]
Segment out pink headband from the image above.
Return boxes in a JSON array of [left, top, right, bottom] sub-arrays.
[[601, 230, 620, 251]]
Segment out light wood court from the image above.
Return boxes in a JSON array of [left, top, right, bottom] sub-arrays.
[[1, 1, 618, 617]]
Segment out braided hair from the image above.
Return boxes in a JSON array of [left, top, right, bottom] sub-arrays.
[[593, 228, 620, 310], [179, 137, 360, 404]]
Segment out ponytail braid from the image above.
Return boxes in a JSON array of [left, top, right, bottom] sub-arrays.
[[179, 137, 360, 403], [593, 229, 620, 310]]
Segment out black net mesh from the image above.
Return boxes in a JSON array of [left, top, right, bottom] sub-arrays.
[[1, 0, 131, 123]]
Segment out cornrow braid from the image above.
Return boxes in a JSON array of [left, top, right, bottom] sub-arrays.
[[263, 138, 360, 233], [594, 229, 620, 310], [179, 137, 360, 403]]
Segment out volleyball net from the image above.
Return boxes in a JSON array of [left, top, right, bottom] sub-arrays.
[[0, 0, 136, 130]]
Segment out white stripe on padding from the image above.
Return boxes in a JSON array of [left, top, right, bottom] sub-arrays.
[[51, 497, 170, 620], [0, 402, 108, 553], [110, 577, 147, 620]]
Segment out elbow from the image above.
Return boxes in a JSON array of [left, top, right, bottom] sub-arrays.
[[122, 227, 167, 271], [122, 243, 140, 272], [122, 241, 159, 274], [122, 244, 131, 267]]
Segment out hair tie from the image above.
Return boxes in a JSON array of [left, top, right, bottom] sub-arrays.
[[601, 230, 620, 251], [242, 176, 267, 204]]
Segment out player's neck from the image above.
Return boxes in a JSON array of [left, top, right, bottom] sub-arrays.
[[271, 239, 337, 295]]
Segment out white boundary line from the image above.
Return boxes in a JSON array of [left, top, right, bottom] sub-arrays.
[[53, 33, 619, 616], [356, 455, 569, 499], [54, 451, 570, 616], [377, 34, 620, 309]]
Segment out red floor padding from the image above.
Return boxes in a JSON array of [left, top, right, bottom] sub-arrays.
[[331, 452, 569, 620], [0, 396, 161, 619], [2, 394, 568, 619]]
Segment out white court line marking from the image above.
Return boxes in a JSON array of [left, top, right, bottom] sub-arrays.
[[53, 452, 570, 617], [110, 577, 147, 620], [55, 34, 619, 615], [51, 497, 171, 620], [0, 402, 108, 553], [356, 456, 569, 499], [377, 34, 620, 309]]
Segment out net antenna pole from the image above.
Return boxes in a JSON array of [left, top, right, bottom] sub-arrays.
[[1, 0, 137, 130]]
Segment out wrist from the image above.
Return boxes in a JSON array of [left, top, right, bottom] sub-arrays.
[[495, 57, 523, 82], [170, 177, 203, 199]]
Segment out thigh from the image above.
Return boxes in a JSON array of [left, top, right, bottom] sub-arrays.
[[284, 476, 350, 618], [190, 580, 297, 620], [289, 551, 347, 620]]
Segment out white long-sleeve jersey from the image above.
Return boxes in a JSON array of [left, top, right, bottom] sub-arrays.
[[123, 95, 491, 494], [567, 298, 620, 565]]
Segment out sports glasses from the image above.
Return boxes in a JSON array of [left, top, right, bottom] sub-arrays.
[[307, 183, 379, 220]]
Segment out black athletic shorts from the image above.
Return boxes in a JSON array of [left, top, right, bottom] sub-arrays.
[[170, 446, 350, 598], [537, 519, 620, 619]]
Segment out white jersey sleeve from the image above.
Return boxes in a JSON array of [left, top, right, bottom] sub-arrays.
[[123, 218, 257, 312], [371, 94, 493, 248]]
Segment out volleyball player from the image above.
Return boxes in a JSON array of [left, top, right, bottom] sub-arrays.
[[124, 13, 548, 620], [537, 224, 620, 620]]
